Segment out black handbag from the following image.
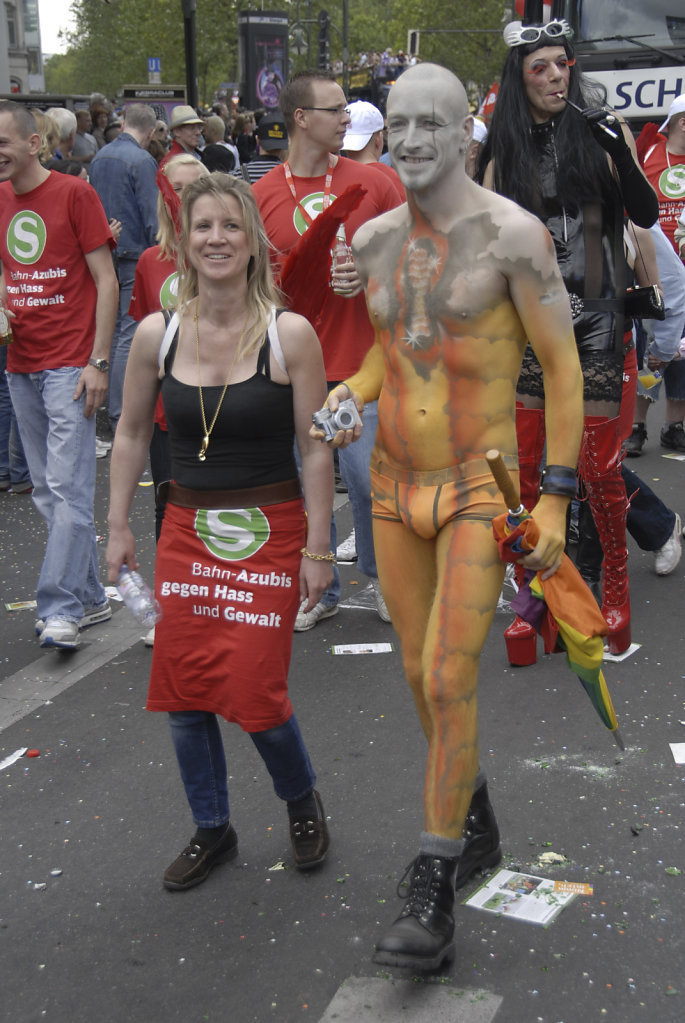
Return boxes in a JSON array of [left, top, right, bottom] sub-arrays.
[[624, 284, 666, 321]]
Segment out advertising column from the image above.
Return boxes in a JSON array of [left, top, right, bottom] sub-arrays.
[[238, 10, 289, 110]]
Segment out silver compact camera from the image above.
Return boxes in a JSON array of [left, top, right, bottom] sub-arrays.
[[312, 398, 362, 441]]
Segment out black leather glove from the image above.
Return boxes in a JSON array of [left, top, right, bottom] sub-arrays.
[[581, 106, 659, 228], [580, 107, 630, 162]]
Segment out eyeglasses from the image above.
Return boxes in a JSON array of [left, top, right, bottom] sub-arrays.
[[300, 105, 348, 116], [504, 19, 574, 48]]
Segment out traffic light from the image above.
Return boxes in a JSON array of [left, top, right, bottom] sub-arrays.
[[408, 29, 420, 57]]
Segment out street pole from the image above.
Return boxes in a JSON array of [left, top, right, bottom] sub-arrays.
[[342, 0, 349, 96], [180, 0, 199, 108]]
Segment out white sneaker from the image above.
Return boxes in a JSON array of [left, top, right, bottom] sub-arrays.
[[294, 600, 338, 632], [81, 602, 112, 627], [40, 618, 81, 649], [95, 438, 111, 459], [371, 578, 391, 623], [654, 513, 682, 575], [36, 601, 112, 636], [144, 626, 155, 647], [336, 529, 357, 562]]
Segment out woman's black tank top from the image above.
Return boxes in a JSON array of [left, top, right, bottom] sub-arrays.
[[161, 326, 297, 490]]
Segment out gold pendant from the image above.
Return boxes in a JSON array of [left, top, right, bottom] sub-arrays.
[[198, 434, 209, 461]]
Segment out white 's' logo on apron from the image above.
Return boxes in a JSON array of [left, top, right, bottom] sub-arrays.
[[195, 507, 270, 560]]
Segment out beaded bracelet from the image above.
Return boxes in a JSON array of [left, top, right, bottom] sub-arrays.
[[539, 464, 577, 499], [300, 547, 336, 562]]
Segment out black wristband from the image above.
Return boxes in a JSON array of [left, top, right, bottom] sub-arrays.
[[539, 464, 577, 499]]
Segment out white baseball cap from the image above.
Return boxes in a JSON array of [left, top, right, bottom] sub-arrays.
[[343, 100, 384, 152], [472, 118, 488, 144], [658, 94, 685, 133]]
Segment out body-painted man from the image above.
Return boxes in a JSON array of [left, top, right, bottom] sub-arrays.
[[320, 63, 584, 970]]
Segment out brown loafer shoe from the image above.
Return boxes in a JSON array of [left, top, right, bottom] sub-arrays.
[[289, 790, 330, 870], [163, 823, 238, 890]]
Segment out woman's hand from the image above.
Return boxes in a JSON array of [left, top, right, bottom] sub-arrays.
[[106, 524, 138, 583], [299, 557, 334, 611]]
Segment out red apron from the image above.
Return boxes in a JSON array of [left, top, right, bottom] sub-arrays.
[[147, 497, 304, 731]]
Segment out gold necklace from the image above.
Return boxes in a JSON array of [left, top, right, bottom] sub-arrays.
[[195, 305, 247, 461]]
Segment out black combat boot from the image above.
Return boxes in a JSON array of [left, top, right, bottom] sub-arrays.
[[455, 781, 502, 890], [372, 855, 457, 970]]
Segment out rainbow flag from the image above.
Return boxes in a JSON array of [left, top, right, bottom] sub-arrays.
[[493, 511, 624, 749]]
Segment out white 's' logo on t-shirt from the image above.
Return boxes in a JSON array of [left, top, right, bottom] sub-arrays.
[[658, 165, 685, 201], [292, 191, 338, 235], [6, 211, 47, 265]]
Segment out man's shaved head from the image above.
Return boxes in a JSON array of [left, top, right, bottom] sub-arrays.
[[386, 63, 473, 194], [388, 64, 469, 122]]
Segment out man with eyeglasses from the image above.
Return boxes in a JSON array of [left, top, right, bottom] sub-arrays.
[[253, 70, 403, 631]]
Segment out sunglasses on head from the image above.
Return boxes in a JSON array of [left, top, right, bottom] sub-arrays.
[[504, 19, 574, 48]]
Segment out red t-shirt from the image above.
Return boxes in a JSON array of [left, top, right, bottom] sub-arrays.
[[128, 244, 179, 431], [0, 171, 114, 372], [643, 136, 685, 258], [252, 156, 402, 380], [159, 140, 200, 170], [129, 245, 179, 321], [368, 160, 405, 203]]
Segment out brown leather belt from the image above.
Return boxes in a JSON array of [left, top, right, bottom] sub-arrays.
[[159, 478, 301, 510]]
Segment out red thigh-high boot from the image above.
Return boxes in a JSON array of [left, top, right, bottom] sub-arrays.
[[504, 406, 546, 666], [579, 417, 631, 654]]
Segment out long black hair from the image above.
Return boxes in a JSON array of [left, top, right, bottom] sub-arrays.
[[478, 33, 618, 218]]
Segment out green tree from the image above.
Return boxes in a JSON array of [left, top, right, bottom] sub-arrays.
[[45, 0, 240, 104], [283, 0, 508, 105], [386, 0, 509, 103], [44, 0, 509, 107]]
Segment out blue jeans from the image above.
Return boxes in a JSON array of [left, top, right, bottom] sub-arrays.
[[635, 320, 685, 401], [624, 466, 675, 550], [7, 367, 106, 622], [338, 399, 379, 578], [664, 357, 685, 402], [295, 395, 379, 606], [168, 711, 316, 828], [315, 396, 379, 607], [109, 257, 138, 431], [0, 346, 31, 487]]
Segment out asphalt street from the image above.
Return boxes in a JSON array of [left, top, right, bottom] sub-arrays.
[[1, 426, 684, 1023]]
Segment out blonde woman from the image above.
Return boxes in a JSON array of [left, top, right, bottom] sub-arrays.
[[29, 108, 59, 165], [107, 174, 333, 889]]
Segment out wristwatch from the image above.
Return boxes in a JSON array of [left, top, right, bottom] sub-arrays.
[[88, 357, 109, 372]]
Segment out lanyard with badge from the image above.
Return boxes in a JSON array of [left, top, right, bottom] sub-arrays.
[[283, 153, 336, 227]]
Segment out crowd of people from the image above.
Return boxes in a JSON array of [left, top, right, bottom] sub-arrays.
[[1, 0, 684, 974], [333, 47, 418, 76]]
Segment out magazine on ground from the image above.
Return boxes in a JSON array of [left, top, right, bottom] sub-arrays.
[[463, 868, 592, 927]]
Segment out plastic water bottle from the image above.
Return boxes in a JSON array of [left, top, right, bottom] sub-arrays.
[[116, 567, 161, 627]]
